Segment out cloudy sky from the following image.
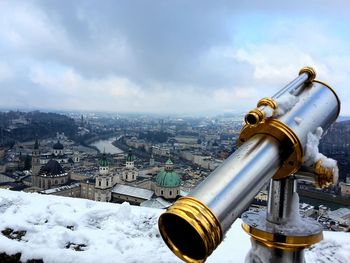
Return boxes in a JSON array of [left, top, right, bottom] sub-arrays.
[[0, 1, 350, 115]]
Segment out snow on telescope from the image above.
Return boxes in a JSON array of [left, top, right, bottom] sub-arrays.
[[158, 67, 341, 262]]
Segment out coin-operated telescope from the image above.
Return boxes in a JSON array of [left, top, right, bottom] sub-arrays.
[[158, 67, 340, 263]]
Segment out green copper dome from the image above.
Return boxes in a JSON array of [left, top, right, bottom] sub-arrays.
[[126, 150, 135, 162], [155, 170, 181, 188], [99, 153, 109, 167]]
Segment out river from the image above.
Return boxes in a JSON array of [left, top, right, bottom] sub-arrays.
[[90, 137, 124, 154]]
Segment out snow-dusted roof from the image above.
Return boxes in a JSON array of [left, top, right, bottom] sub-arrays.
[[40, 183, 81, 194], [328, 207, 350, 223], [0, 189, 349, 263], [141, 197, 171, 209], [112, 184, 153, 200]]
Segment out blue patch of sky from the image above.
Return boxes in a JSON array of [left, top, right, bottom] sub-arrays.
[[226, 13, 350, 55]]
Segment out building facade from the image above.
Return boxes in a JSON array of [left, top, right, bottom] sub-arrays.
[[122, 150, 138, 182], [94, 154, 113, 202]]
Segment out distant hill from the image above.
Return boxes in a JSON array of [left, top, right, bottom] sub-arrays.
[[320, 120, 350, 181], [336, 116, 350, 122], [0, 111, 78, 146]]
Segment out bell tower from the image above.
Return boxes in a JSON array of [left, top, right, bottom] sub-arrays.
[[31, 139, 41, 187]]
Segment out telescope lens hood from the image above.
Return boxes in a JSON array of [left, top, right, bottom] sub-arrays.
[[158, 197, 222, 262]]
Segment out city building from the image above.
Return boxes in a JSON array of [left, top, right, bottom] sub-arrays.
[[31, 139, 41, 176], [154, 159, 181, 199], [121, 150, 138, 182], [340, 182, 350, 197], [33, 160, 69, 190], [94, 154, 114, 202]]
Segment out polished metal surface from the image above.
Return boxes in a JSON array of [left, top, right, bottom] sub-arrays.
[[279, 81, 339, 149], [272, 72, 309, 99], [267, 178, 296, 224], [189, 134, 281, 231], [245, 70, 313, 126]]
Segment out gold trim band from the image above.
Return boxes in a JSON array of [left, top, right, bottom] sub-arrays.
[[299, 66, 316, 82], [257, 97, 278, 110], [158, 196, 222, 263], [242, 223, 323, 250], [238, 119, 303, 179]]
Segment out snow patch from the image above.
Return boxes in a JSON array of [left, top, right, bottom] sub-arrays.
[[294, 117, 302, 125], [262, 106, 274, 118], [275, 93, 299, 116], [0, 190, 349, 263], [304, 127, 339, 183]]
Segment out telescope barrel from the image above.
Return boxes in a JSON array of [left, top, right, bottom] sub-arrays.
[[272, 67, 315, 99], [188, 135, 280, 231], [244, 67, 316, 126], [158, 69, 340, 263], [158, 134, 281, 262]]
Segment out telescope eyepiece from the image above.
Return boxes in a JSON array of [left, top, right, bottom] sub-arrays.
[[245, 109, 264, 126]]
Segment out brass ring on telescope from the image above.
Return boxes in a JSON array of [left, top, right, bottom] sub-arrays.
[[158, 196, 223, 263], [257, 97, 278, 110], [299, 66, 316, 82], [244, 108, 265, 126], [242, 223, 323, 251], [238, 119, 303, 179], [313, 80, 341, 119]]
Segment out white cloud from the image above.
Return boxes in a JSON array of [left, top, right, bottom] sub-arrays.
[[1, 1, 350, 115], [0, 63, 13, 82]]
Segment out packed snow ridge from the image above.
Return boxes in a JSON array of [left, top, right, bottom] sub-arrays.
[[0, 190, 349, 263], [304, 127, 339, 183]]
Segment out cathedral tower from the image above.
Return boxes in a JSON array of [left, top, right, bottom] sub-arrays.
[[95, 153, 113, 202]]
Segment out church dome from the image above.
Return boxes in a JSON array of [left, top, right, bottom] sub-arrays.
[[53, 141, 64, 150], [39, 160, 65, 177], [155, 170, 181, 188]]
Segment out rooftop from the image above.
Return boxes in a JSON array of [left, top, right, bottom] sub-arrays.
[[40, 183, 81, 194], [39, 160, 66, 177], [112, 184, 154, 200]]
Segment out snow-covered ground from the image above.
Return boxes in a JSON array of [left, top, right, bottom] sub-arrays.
[[0, 190, 349, 263]]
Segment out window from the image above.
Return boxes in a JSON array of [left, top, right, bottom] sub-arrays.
[[99, 181, 101, 187], [161, 190, 164, 195], [170, 190, 172, 196], [106, 180, 109, 187]]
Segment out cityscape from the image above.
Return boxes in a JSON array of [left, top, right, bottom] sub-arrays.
[[0, 110, 349, 233], [1, 1, 350, 262]]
